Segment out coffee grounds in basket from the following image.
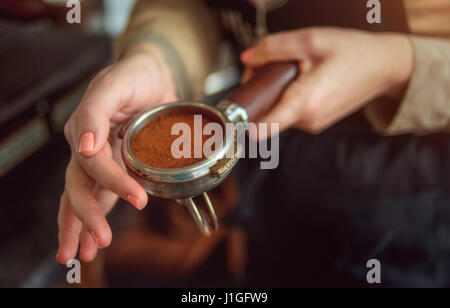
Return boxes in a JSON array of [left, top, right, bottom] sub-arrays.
[[131, 112, 222, 169]]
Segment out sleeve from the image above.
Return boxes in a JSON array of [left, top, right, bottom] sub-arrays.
[[365, 36, 450, 135], [114, 0, 221, 100]]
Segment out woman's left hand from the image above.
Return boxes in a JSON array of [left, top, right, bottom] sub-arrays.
[[241, 27, 413, 138]]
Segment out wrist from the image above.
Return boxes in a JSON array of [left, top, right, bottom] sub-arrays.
[[380, 34, 414, 100]]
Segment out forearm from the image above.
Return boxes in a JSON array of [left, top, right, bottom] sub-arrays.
[[366, 36, 450, 135], [114, 0, 221, 100]]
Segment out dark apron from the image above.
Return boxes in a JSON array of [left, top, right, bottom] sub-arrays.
[[229, 114, 450, 287]]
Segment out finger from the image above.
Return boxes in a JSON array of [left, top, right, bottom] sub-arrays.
[[78, 184, 115, 263], [80, 145, 148, 211], [252, 80, 306, 140], [240, 67, 255, 84], [240, 48, 256, 64], [79, 228, 99, 263], [56, 191, 82, 265], [71, 70, 126, 158], [241, 29, 327, 66], [94, 186, 120, 215], [74, 183, 119, 263], [65, 158, 112, 249]]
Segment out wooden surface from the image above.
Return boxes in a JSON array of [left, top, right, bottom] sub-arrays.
[[405, 0, 450, 39]]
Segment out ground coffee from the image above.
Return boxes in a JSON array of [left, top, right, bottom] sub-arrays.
[[131, 112, 221, 169]]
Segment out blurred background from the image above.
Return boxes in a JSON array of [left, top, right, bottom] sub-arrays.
[[0, 0, 137, 288], [0, 0, 449, 288]]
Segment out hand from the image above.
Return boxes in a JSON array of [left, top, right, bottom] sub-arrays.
[[241, 27, 413, 138], [57, 43, 178, 264]]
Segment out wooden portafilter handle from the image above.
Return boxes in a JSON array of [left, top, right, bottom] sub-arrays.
[[225, 61, 299, 121]]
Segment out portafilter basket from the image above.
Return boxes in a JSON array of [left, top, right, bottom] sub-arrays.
[[120, 62, 298, 235]]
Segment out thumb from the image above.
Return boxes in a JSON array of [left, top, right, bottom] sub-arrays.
[[71, 74, 124, 157]]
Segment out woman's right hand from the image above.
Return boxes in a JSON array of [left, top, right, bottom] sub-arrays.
[[56, 43, 178, 264]]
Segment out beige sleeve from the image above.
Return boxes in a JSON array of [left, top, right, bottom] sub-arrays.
[[114, 0, 221, 100], [365, 36, 450, 135]]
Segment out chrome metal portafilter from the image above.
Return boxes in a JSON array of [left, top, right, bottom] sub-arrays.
[[120, 62, 298, 235]]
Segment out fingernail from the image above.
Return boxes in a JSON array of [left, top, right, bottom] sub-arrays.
[[241, 48, 255, 63], [127, 195, 143, 210], [78, 132, 95, 154]]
